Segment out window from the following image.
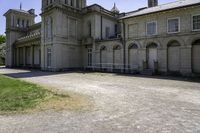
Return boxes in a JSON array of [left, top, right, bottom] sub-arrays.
[[88, 48, 92, 67], [46, 17, 53, 39], [105, 27, 110, 39], [12, 16, 14, 27], [47, 48, 51, 67], [26, 20, 29, 27], [76, 0, 79, 8], [69, 18, 77, 39], [22, 20, 25, 28], [146, 21, 157, 35], [168, 18, 180, 33], [17, 18, 20, 27], [48, 0, 53, 5], [193, 15, 200, 31], [70, 0, 73, 6]]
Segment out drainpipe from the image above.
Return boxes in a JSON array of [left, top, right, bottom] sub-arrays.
[[101, 16, 103, 40], [100, 7, 103, 40], [122, 20, 126, 73]]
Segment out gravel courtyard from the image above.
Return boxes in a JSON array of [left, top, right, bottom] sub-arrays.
[[0, 68, 200, 133]]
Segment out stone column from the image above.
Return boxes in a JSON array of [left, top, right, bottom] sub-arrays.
[[16, 47, 19, 66], [23, 47, 26, 67], [30, 46, 34, 67]]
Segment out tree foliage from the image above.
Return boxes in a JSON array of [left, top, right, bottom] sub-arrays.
[[0, 35, 6, 65], [0, 35, 6, 44]]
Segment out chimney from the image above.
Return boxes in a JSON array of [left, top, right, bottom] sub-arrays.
[[148, 0, 158, 7], [28, 9, 35, 15]]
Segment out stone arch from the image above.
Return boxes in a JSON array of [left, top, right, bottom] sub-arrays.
[[113, 45, 122, 50], [100, 45, 106, 51], [165, 37, 185, 47], [100, 45, 107, 68], [167, 40, 181, 72], [167, 40, 181, 47], [128, 43, 139, 49], [128, 43, 139, 69], [146, 42, 158, 48], [126, 40, 141, 49], [113, 44, 123, 69], [146, 42, 158, 70], [192, 39, 200, 74], [186, 35, 200, 47], [144, 39, 161, 49]]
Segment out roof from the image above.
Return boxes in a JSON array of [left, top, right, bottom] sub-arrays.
[[121, 0, 200, 19], [4, 9, 35, 16], [11, 9, 30, 14]]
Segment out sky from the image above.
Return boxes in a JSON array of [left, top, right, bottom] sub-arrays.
[[0, 0, 176, 34]]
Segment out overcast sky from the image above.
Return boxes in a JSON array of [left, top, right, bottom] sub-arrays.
[[0, 0, 176, 34]]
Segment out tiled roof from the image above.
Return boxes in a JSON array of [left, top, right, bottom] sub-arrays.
[[121, 0, 200, 19]]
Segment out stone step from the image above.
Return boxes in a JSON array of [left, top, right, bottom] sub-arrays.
[[141, 69, 154, 76]]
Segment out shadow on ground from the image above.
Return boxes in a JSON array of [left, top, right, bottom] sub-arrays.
[[1, 67, 200, 83]]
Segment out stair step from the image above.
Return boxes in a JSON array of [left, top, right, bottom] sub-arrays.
[[141, 69, 154, 76]]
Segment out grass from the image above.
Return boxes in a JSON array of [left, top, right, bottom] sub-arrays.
[[0, 75, 91, 114]]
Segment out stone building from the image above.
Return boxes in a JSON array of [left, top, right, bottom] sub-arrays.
[[4, 0, 200, 76]]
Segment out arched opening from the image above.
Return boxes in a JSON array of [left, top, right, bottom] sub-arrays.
[[100, 46, 107, 69], [146, 43, 158, 69], [192, 39, 200, 74], [167, 40, 181, 72], [128, 44, 139, 69], [113, 45, 122, 69]]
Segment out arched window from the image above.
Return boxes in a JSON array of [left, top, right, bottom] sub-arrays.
[[167, 40, 181, 72], [17, 18, 20, 27], [192, 39, 200, 73], [100, 45, 106, 51], [129, 43, 138, 49], [113, 45, 121, 50], [26, 20, 29, 27], [100, 45, 107, 68], [46, 17, 53, 39], [128, 44, 139, 69], [146, 43, 157, 48], [22, 20, 25, 28], [76, 0, 80, 8]]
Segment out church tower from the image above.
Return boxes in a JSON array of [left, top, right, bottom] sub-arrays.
[[148, 0, 158, 7]]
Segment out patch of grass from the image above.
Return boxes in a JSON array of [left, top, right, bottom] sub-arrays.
[[0, 75, 49, 112], [0, 75, 92, 114]]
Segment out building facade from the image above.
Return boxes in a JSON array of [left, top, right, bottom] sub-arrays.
[[4, 0, 200, 76]]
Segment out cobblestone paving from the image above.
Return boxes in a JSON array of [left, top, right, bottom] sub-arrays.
[[0, 68, 200, 133]]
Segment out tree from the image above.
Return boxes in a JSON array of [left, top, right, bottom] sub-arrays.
[[0, 34, 6, 65], [0, 35, 6, 44]]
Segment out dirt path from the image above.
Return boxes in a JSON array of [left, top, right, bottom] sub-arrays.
[[0, 68, 200, 133]]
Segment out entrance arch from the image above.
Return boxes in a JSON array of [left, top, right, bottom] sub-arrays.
[[113, 45, 122, 69], [100, 46, 107, 69], [128, 44, 139, 69], [146, 43, 158, 69], [192, 39, 200, 73], [167, 41, 181, 72]]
